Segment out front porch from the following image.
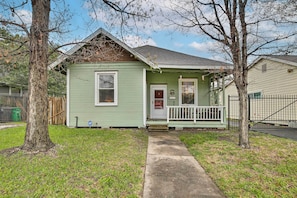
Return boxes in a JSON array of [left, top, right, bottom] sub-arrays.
[[147, 106, 226, 129]]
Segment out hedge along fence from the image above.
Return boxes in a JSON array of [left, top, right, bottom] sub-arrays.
[[0, 95, 66, 125]]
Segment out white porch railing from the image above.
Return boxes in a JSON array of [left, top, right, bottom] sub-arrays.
[[167, 106, 225, 123]]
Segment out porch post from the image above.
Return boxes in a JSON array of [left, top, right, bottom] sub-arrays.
[[222, 74, 226, 125], [222, 74, 225, 106]]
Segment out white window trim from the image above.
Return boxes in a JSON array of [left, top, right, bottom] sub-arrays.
[[178, 78, 198, 106], [95, 71, 118, 106], [248, 91, 262, 99]]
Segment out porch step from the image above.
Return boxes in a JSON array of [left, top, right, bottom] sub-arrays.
[[148, 124, 169, 132]]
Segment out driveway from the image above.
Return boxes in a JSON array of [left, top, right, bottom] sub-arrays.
[[251, 125, 297, 141]]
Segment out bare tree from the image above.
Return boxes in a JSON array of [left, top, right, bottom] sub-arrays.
[[163, 0, 297, 148], [84, 0, 154, 38], [0, 0, 152, 152], [0, 0, 54, 152]]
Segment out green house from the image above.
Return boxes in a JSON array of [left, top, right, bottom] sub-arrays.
[[49, 28, 232, 129]]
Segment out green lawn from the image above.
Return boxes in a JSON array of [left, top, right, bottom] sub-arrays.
[[2, 125, 297, 198], [0, 125, 148, 198], [179, 130, 297, 198]]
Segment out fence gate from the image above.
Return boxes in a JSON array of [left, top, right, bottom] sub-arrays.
[[228, 95, 297, 130]]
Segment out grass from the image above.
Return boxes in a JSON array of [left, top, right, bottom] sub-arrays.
[[2, 124, 297, 197], [0, 125, 148, 198], [179, 130, 297, 198]]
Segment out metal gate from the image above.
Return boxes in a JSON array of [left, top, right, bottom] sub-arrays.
[[228, 95, 297, 130]]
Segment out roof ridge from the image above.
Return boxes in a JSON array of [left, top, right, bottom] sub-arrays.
[[134, 45, 232, 66]]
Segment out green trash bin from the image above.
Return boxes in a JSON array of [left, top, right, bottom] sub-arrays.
[[12, 107, 21, 122]]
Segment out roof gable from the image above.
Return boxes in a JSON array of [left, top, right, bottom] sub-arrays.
[[48, 28, 158, 71], [249, 55, 297, 69], [225, 55, 297, 88]]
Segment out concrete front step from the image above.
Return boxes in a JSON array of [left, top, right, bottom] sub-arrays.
[[148, 124, 169, 132]]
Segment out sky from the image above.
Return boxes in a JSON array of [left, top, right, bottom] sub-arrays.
[[2, 0, 296, 63], [55, 0, 220, 61], [58, 0, 297, 63]]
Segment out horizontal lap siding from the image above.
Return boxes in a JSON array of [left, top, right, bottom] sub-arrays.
[[249, 59, 297, 95], [225, 59, 297, 122], [226, 59, 297, 97], [68, 62, 147, 128], [147, 72, 210, 105], [146, 72, 210, 118]]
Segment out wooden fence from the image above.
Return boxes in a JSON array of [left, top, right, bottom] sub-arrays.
[[48, 97, 66, 125], [0, 95, 66, 125]]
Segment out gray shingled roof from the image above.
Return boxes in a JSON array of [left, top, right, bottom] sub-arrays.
[[265, 55, 297, 65], [134, 45, 232, 70], [249, 55, 297, 68], [49, 28, 233, 72]]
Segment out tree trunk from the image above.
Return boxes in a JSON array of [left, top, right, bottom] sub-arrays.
[[237, 0, 250, 149], [22, 0, 54, 152], [237, 86, 250, 148]]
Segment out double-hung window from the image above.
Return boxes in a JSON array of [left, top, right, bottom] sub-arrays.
[[95, 71, 118, 106], [179, 78, 198, 106]]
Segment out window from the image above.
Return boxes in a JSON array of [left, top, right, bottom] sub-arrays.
[[248, 91, 262, 99], [95, 71, 118, 106], [179, 78, 197, 105], [262, 64, 267, 73]]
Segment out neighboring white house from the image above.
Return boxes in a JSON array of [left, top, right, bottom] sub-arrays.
[[224, 55, 297, 126]]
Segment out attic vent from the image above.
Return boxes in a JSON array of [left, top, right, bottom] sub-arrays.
[[262, 64, 267, 73]]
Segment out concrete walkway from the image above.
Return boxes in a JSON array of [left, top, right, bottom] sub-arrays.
[[143, 132, 224, 198], [0, 124, 18, 130]]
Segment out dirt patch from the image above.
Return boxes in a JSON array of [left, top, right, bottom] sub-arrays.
[[0, 146, 21, 156], [0, 145, 61, 158]]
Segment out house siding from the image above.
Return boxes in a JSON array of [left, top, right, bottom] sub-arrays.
[[146, 71, 210, 118], [68, 62, 148, 128], [225, 58, 297, 123], [248, 59, 297, 95]]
